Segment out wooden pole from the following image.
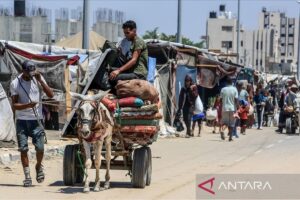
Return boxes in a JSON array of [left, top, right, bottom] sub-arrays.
[[65, 65, 71, 118]]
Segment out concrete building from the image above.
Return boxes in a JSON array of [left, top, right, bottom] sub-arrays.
[[206, 5, 246, 65], [206, 5, 299, 75], [256, 8, 299, 74], [55, 8, 82, 42], [55, 19, 82, 42], [92, 8, 124, 42], [13, 16, 50, 44], [0, 15, 50, 44], [0, 16, 14, 41], [0, 2, 51, 44]]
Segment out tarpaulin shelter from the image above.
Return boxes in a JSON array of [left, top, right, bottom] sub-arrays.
[[55, 31, 106, 51], [0, 83, 16, 142], [145, 39, 244, 126], [0, 40, 112, 137]]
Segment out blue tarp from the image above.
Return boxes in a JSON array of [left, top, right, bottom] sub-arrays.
[[175, 65, 197, 105], [147, 57, 156, 84]]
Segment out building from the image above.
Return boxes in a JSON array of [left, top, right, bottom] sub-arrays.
[[14, 16, 51, 44], [55, 8, 82, 42], [55, 8, 125, 43], [253, 8, 299, 74], [92, 8, 124, 42], [206, 5, 246, 65], [206, 5, 299, 75], [0, 1, 51, 44]]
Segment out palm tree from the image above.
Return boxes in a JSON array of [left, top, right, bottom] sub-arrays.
[[142, 27, 160, 39]]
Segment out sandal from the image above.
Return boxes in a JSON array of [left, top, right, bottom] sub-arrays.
[[36, 165, 45, 183], [23, 178, 32, 187]]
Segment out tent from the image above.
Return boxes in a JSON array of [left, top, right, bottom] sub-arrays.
[[55, 31, 106, 51], [0, 83, 16, 142], [145, 39, 243, 126], [0, 39, 112, 137], [0, 38, 244, 138]]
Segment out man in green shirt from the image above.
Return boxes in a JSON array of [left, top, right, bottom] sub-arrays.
[[109, 20, 148, 82]]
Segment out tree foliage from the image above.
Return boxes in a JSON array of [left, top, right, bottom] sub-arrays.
[[142, 27, 205, 48], [142, 27, 160, 39]]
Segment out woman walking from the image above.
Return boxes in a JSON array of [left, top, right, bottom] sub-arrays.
[[178, 75, 196, 138]]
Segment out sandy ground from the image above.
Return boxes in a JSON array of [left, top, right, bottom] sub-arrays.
[[1, 126, 300, 200]]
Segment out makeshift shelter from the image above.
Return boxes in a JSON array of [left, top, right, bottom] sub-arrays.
[[0, 82, 16, 142], [145, 39, 243, 126], [55, 31, 106, 51], [0, 38, 245, 138], [0, 40, 112, 136]]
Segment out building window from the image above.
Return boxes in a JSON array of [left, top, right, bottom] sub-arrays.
[[256, 41, 259, 50], [240, 59, 243, 64], [256, 59, 258, 66], [281, 59, 285, 63], [241, 40, 243, 47], [221, 41, 232, 48], [221, 26, 233, 32], [261, 41, 263, 50], [260, 59, 262, 66]]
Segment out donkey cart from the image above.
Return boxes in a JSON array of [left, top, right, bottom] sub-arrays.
[[62, 127, 158, 189]]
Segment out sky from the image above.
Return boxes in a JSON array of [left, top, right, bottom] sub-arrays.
[[1, 0, 300, 42]]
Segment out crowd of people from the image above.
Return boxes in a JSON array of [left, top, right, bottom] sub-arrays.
[[177, 74, 300, 141]]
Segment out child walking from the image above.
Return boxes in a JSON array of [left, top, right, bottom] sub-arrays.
[[238, 100, 249, 135]]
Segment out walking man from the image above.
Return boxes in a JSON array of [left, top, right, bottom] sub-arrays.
[[220, 77, 239, 141], [10, 60, 54, 187]]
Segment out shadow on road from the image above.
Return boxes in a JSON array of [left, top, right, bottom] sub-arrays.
[[48, 181, 132, 194], [207, 140, 224, 142], [0, 183, 36, 187], [49, 181, 64, 186], [109, 181, 132, 189], [59, 187, 82, 194]]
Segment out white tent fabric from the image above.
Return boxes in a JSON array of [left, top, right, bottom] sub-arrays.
[[0, 83, 16, 142], [153, 69, 176, 138]]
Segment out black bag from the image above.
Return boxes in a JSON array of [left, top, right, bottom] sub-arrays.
[[173, 111, 184, 132], [91, 62, 111, 91]]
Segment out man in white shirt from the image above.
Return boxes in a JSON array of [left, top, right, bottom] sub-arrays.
[[220, 77, 239, 141], [10, 60, 53, 187]]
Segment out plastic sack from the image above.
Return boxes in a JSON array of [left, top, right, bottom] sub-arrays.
[[116, 79, 159, 103], [192, 112, 205, 121], [206, 108, 217, 120], [248, 104, 254, 116], [194, 96, 204, 114], [173, 111, 184, 132]]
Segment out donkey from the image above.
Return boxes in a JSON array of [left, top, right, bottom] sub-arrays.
[[70, 90, 114, 193]]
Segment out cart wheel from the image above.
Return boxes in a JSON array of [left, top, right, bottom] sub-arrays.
[[286, 118, 292, 134], [63, 145, 76, 186], [132, 147, 148, 188], [145, 147, 152, 186], [63, 144, 83, 185]]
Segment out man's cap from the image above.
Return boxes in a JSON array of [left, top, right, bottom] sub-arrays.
[[22, 60, 36, 71]]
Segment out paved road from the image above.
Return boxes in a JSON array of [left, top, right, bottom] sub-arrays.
[[1, 127, 300, 200]]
